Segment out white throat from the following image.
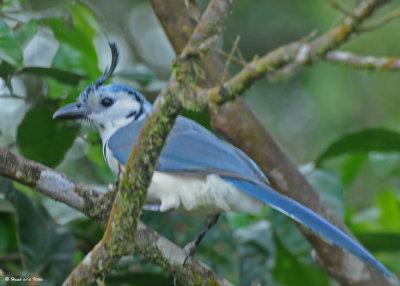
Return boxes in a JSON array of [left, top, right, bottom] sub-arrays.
[[95, 117, 133, 144]]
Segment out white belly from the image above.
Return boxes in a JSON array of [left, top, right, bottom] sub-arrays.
[[105, 145, 264, 216], [148, 172, 264, 216]]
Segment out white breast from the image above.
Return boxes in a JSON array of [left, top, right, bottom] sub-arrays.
[[105, 145, 264, 216]]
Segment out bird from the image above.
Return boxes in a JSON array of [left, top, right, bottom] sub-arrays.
[[53, 43, 394, 279]]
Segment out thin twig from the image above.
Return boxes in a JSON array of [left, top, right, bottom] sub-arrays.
[[360, 7, 400, 31], [325, 50, 400, 70], [216, 48, 247, 67], [326, 0, 354, 17], [222, 35, 240, 82], [235, 46, 248, 66]]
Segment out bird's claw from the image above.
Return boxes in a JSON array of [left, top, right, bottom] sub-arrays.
[[183, 241, 197, 265]]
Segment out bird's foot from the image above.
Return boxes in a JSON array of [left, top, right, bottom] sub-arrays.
[[183, 241, 197, 265], [182, 213, 220, 266]]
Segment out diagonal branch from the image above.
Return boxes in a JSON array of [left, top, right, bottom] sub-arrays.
[[0, 147, 233, 286], [0, 146, 109, 225]]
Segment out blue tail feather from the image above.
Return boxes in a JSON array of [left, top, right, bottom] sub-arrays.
[[222, 177, 395, 280]]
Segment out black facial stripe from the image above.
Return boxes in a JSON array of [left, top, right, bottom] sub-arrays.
[[126, 106, 144, 120], [134, 107, 143, 120], [126, 110, 137, 119]]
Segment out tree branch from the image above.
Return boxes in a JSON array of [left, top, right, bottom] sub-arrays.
[[325, 51, 400, 70], [360, 7, 400, 31], [0, 146, 109, 224], [0, 147, 233, 286], [192, 0, 391, 106]]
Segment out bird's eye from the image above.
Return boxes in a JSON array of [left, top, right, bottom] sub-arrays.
[[100, 97, 114, 107]]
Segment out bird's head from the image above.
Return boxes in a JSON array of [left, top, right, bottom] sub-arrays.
[[53, 43, 152, 141]]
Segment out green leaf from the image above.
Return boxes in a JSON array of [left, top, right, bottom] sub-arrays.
[[41, 3, 99, 78], [369, 152, 399, 177], [234, 221, 276, 286], [354, 231, 400, 252], [180, 109, 212, 131], [307, 169, 345, 219], [375, 189, 400, 231], [0, 179, 19, 254], [274, 234, 329, 286], [339, 153, 367, 186], [0, 61, 16, 92], [226, 213, 252, 229], [51, 37, 98, 78], [116, 65, 157, 86], [0, 19, 23, 67], [316, 128, 400, 166], [18, 66, 86, 85], [3, 182, 75, 284], [17, 105, 79, 168], [270, 211, 310, 255], [86, 143, 114, 182], [372, 252, 400, 274], [14, 20, 38, 49]]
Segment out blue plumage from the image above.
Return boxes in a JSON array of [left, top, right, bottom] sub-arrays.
[[108, 109, 394, 279], [109, 116, 268, 183]]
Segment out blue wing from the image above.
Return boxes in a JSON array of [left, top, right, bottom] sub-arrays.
[[108, 116, 394, 279], [108, 116, 268, 183]]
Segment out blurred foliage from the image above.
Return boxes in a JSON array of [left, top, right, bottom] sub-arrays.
[[0, 178, 75, 285], [0, 0, 399, 285]]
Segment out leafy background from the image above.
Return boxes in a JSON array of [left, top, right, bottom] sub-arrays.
[[0, 0, 400, 285]]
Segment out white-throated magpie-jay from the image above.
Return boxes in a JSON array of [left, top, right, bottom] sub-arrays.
[[53, 43, 394, 279]]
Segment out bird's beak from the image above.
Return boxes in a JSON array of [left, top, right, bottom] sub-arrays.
[[53, 102, 91, 120]]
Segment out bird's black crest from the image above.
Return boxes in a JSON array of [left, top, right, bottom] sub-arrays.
[[80, 42, 119, 102], [95, 42, 119, 88]]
